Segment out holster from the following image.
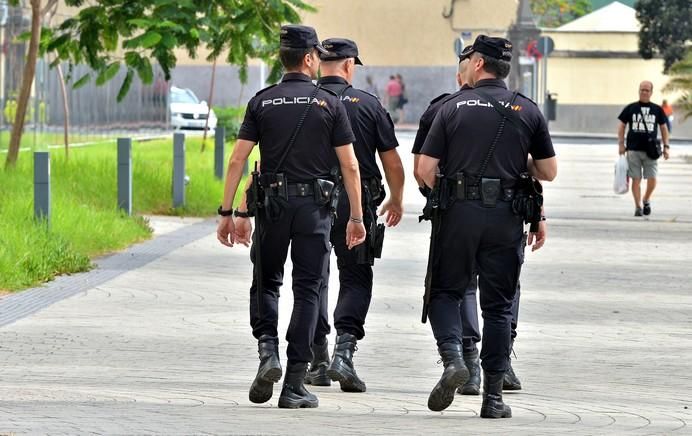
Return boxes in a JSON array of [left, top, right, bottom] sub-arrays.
[[512, 173, 543, 232], [259, 173, 288, 223]]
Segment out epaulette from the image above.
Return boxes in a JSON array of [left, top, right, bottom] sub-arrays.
[[320, 86, 339, 97], [429, 93, 451, 105], [516, 92, 538, 107], [360, 89, 380, 100], [254, 83, 278, 97]]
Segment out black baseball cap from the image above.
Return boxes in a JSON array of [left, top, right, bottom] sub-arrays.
[[466, 35, 513, 62], [458, 45, 474, 62], [280, 25, 329, 55], [319, 38, 363, 65]]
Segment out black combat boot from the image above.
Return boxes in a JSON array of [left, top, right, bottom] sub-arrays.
[[481, 371, 512, 418], [248, 335, 282, 404], [278, 362, 319, 409], [458, 349, 481, 395], [327, 333, 366, 392], [503, 342, 522, 390], [305, 340, 331, 386], [427, 343, 469, 411]]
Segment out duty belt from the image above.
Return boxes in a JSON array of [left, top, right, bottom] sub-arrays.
[[447, 175, 516, 202], [286, 182, 315, 197]]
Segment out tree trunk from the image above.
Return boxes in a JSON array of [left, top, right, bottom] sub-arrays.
[[4, 0, 42, 169], [200, 58, 217, 153], [56, 63, 70, 160]]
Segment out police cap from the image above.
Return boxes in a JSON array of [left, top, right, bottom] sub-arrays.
[[280, 25, 329, 55], [319, 38, 363, 65], [458, 45, 474, 62], [467, 35, 513, 62]]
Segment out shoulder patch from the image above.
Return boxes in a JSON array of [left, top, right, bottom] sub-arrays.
[[516, 92, 538, 107], [254, 83, 278, 97], [429, 93, 451, 105]]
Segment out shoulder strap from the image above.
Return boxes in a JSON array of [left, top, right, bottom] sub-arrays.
[[473, 91, 519, 183], [473, 88, 531, 142], [638, 107, 651, 135], [273, 85, 321, 172]]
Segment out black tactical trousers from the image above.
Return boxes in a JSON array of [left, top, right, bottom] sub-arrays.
[[461, 236, 525, 354], [314, 192, 376, 342], [249, 196, 332, 364], [428, 200, 523, 373]]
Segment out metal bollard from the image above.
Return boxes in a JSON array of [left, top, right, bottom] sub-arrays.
[[117, 138, 132, 215], [214, 126, 225, 180], [172, 132, 186, 208], [33, 151, 50, 225]]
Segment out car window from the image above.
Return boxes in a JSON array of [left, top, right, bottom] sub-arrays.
[[171, 88, 199, 104]]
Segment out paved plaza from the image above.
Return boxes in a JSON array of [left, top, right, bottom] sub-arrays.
[[1, 134, 691, 434]]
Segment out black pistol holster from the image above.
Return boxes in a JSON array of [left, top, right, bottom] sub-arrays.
[[355, 178, 386, 265], [512, 173, 543, 232]]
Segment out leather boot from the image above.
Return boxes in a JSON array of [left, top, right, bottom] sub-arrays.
[[458, 349, 481, 395], [305, 340, 331, 386], [481, 371, 512, 418], [327, 333, 366, 392], [427, 343, 469, 411], [278, 362, 319, 409], [248, 335, 282, 404], [503, 341, 522, 390]]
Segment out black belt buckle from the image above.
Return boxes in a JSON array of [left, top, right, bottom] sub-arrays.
[[481, 178, 501, 208], [454, 172, 465, 201]]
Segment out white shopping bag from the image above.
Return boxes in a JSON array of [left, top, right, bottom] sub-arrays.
[[613, 155, 629, 195]]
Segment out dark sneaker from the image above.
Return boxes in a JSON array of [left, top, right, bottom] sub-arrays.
[[643, 202, 651, 216], [634, 207, 643, 217]]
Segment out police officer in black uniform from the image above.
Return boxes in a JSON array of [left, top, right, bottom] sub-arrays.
[[416, 35, 557, 418], [303, 38, 405, 392], [412, 46, 525, 396], [217, 25, 367, 409]]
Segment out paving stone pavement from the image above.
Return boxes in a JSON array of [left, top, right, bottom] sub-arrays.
[[1, 135, 691, 435]]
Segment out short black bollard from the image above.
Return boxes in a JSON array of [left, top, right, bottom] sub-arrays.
[[117, 138, 132, 215], [214, 127, 225, 180], [173, 132, 186, 208], [33, 151, 51, 225]]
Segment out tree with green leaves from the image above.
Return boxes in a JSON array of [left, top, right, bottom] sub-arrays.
[[4, 0, 314, 168], [636, 0, 692, 73], [663, 49, 692, 120], [530, 0, 591, 28]]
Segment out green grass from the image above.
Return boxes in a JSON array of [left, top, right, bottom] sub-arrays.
[[0, 136, 257, 291], [0, 130, 110, 151]]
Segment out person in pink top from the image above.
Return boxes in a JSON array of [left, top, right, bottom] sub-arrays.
[[385, 75, 402, 123]]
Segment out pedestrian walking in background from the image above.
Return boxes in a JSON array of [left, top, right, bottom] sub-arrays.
[[385, 75, 402, 123], [661, 99, 674, 134], [617, 81, 670, 217], [395, 73, 408, 124]]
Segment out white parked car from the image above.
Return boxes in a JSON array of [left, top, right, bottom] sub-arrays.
[[170, 86, 217, 131]]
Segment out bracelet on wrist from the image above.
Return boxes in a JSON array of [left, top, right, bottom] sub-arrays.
[[663, 144, 670, 149], [217, 206, 233, 217], [349, 217, 363, 224], [540, 215, 547, 221], [233, 209, 252, 218]]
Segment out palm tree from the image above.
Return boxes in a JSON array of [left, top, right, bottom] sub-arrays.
[[663, 49, 692, 120]]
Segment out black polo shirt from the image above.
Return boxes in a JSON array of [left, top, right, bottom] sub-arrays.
[[420, 79, 555, 184], [411, 85, 470, 155], [317, 76, 399, 180], [238, 72, 356, 182]]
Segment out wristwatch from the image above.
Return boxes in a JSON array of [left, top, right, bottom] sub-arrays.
[[234, 209, 252, 218], [663, 144, 670, 149], [217, 206, 233, 217]]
